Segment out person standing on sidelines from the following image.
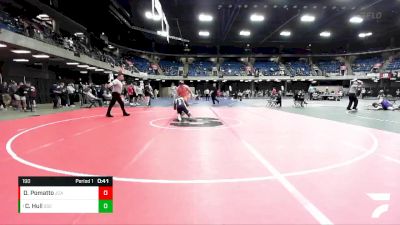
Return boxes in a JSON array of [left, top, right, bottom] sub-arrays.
[[170, 83, 177, 99], [347, 79, 363, 111], [144, 81, 153, 106], [308, 85, 316, 101], [106, 70, 130, 117], [204, 88, 210, 101], [211, 83, 220, 105]]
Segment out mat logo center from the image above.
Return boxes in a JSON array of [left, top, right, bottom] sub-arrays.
[[170, 117, 223, 127]]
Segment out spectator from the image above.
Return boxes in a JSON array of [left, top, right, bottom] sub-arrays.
[[85, 89, 103, 107], [308, 85, 316, 101], [144, 81, 153, 107], [66, 83, 76, 106], [15, 82, 28, 112], [127, 83, 135, 104], [0, 81, 7, 110], [271, 87, 277, 96], [26, 82, 37, 111], [8, 80, 18, 108], [153, 89, 159, 99], [50, 83, 61, 109], [237, 90, 243, 101], [204, 88, 210, 101], [102, 88, 112, 103], [76, 78, 84, 106], [135, 82, 144, 104], [276, 91, 282, 107], [59, 82, 69, 107], [361, 88, 366, 99], [2, 82, 11, 109]]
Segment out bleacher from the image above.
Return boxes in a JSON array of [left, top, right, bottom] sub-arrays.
[[387, 57, 400, 71], [352, 57, 382, 72], [318, 60, 341, 73], [132, 57, 150, 73], [0, 11, 25, 34], [286, 61, 311, 76], [220, 61, 245, 76], [0, 10, 138, 72], [253, 61, 280, 76], [159, 60, 182, 76], [188, 61, 213, 76]]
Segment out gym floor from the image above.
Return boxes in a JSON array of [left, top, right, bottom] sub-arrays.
[[1, 97, 400, 224]]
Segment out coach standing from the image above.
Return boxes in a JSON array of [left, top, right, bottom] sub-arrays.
[[106, 70, 130, 117], [347, 79, 363, 111]]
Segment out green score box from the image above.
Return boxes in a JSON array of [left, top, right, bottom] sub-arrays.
[[99, 200, 113, 213]]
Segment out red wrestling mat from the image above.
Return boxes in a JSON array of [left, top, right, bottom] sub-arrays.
[[1, 106, 400, 224]]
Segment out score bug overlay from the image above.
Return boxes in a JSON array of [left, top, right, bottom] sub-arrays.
[[18, 176, 113, 213]]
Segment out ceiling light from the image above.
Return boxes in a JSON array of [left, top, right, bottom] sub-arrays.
[[74, 32, 84, 36], [37, 14, 49, 18], [198, 13, 213, 22], [250, 14, 264, 22], [198, 31, 210, 37], [145, 11, 161, 21], [95, 69, 104, 72], [66, 62, 79, 65], [87, 67, 96, 70], [239, 30, 251, 36], [349, 16, 363, 24], [32, 54, 50, 58], [108, 45, 115, 49], [77, 64, 89, 68], [11, 50, 31, 54], [300, 14, 315, 22], [280, 30, 291, 36], [36, 14, 50, 20], [145, 11, 152, 19], [359, 32, 373, 38], [157, 30, 168, 37], [13, 59, 29, 62], [80, 71, 88, 74], [320, 31, 331, 37], [0, 43, 7, 48]]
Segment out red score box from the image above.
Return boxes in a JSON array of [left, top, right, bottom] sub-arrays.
[[99, 186, 113, 200]]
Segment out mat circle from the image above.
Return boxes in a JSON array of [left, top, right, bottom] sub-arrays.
[[170, 117, 223, 127]]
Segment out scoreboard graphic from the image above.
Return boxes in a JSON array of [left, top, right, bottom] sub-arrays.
[[18, 177, 113, 213]]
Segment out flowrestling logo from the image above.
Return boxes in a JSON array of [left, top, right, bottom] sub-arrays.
[[170, 117, 223, 127]]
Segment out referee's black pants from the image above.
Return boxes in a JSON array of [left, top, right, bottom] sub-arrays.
[[347, 93, 358, 110], [211, 95, 219, 104], [107, 92, 127, 115]]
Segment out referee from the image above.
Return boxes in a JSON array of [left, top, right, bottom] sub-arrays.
[[106, 71, 130, 117], [347, 79, 363, 111]]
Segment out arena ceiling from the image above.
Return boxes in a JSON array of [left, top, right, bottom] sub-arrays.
[[4, 0, 400, 54]]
